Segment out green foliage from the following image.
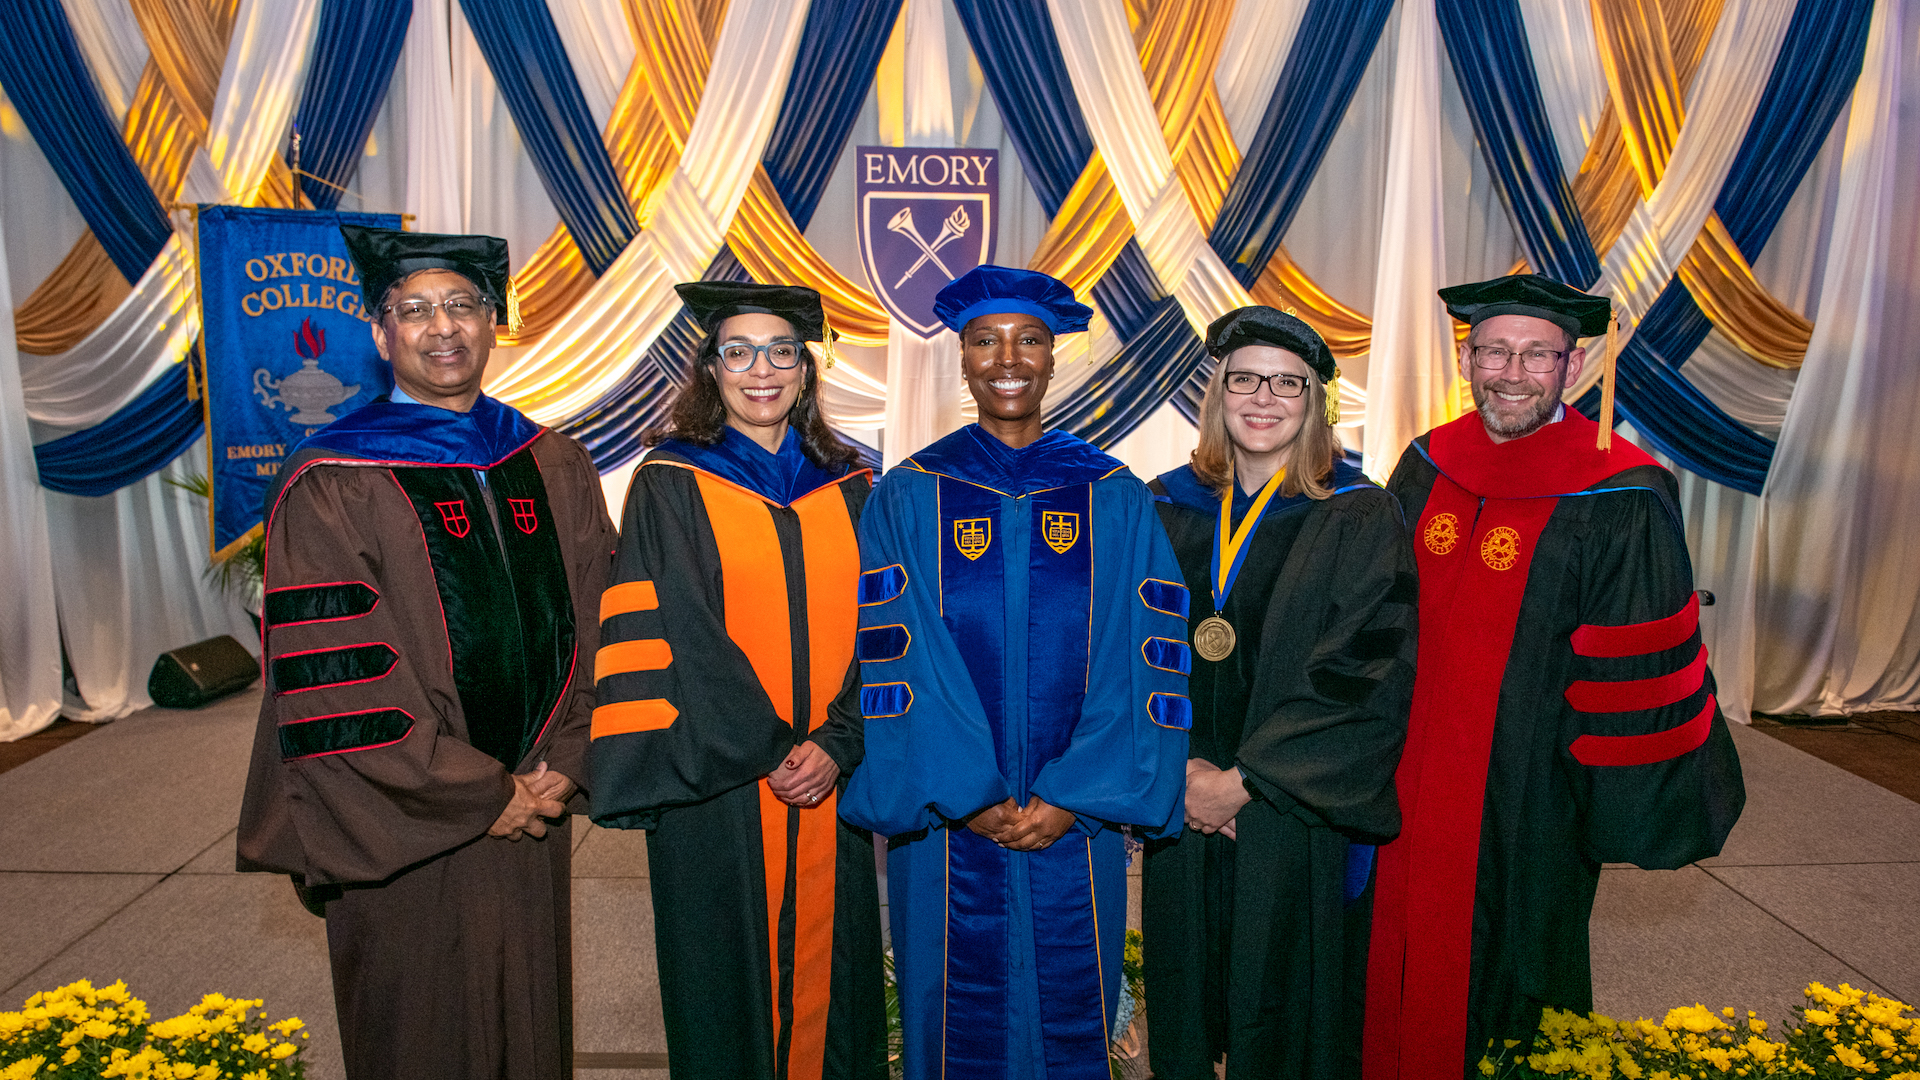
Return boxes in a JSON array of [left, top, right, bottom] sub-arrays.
[[165, 473, 265, 602]]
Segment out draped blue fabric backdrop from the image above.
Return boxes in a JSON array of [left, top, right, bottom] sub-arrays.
[[1439, 0, 1870, 494], [1436, 0, 1602, 286], [33, 364, 203, 496], [555, 0, 906, 471], [0, 0, 172, 281], [956, 0, 1391, 438], [1210, 0, 1397, 286], [457, 0, 639, 274], [292, 0, 414, 211]]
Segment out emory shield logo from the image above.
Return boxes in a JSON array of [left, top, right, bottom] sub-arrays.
[[954, 518, 992, 561], [508, 498, 538, 534], [435, 500, 471, 539], [1041, 511, 1080, 555], [857, 147, 998, 339]]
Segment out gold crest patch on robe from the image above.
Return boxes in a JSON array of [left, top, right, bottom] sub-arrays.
[[955, 517, 991, 560], [1042, 510, 1080, 554]]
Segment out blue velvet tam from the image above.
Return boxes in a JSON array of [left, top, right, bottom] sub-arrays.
[[932, 265, 1093, 335]]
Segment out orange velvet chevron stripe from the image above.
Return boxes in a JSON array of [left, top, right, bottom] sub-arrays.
[[591, 578, 674, 737], [599, 580, 659, 620]]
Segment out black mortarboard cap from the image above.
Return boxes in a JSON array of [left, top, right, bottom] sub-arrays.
[[1205, 306, 1338, 384], [340, 225, 513, 325], [675, 282, 830, 342], [932, 265, 1092, 335], [1438, 273, 1612, 340]]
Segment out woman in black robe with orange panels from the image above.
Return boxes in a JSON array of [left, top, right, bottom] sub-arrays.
[[1144, 307, 1417, 1080], [587, 283, 886, 1080]]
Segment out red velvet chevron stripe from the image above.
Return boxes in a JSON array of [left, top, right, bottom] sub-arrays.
[[1569, 696, 1717, 766], [1565, 645, 1709, 712], [1570, 594, 1700, 657]]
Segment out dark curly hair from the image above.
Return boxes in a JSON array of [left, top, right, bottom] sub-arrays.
[[645, 330, 862, 471]]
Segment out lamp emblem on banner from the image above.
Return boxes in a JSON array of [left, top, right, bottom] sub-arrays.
[[200, 206, 399, 559], [856, 147, 997, 339], [255, 318, 360, 425]]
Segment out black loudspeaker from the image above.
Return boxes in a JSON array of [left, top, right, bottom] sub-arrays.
[[148, 634, 259, 708]]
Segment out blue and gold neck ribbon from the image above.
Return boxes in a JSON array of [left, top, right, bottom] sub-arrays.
[[1210, 467, 1288, 614]]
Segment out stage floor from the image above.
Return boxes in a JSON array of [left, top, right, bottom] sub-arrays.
[[1, 688, 1913, 1078]]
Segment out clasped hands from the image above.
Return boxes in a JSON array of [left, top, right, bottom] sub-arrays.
[[767, 741, 841, 807], [1184, 758, 1250, 840], [965, 797, 1077, 851], [489, 761, 575, 841]]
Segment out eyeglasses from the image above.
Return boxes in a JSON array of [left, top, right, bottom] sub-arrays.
[[1223, 371, 1308, 397], [717, 339, 804, 372], [1471, 346, 1566, 373], [385, 295, 490, 324]]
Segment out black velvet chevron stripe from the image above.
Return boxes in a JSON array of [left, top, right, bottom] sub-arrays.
[[264, 582, 380, 628], [272, 643, 398, 693], [279, 708, 415, 760]]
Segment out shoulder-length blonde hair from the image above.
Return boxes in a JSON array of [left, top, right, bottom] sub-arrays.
[[1188, 353, 1343, 500]]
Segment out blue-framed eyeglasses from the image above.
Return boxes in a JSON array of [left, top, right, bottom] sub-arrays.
[[717, 339, 804, 372]]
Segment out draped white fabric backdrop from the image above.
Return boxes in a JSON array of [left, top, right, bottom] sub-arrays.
[[1, 0, 1916, 737]]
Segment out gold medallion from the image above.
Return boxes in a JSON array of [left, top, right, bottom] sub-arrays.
[[1193, 615, 1236, 662]]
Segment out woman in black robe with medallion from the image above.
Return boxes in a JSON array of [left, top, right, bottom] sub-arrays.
[[587, 283, 886, 1080], [1144, 307, 1417, 1080]]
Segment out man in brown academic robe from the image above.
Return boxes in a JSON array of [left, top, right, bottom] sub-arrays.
[[237, 227, 615, 1079]]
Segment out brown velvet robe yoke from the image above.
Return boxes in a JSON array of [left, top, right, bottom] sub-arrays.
[[237, 426, 615, 1080]]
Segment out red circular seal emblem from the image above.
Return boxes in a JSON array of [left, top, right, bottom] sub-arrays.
[[1481, 526, 1522, 571], [1422, 513, 1460, 555]]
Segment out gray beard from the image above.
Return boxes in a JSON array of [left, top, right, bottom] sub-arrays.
[[1473, 383, 1561, 439]]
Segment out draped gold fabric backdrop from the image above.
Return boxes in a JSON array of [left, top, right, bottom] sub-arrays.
[[12, 0, 1812, 379], [14, 0, 307, 356]]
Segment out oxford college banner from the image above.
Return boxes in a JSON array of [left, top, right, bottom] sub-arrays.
[[199, 206, 401, 557]]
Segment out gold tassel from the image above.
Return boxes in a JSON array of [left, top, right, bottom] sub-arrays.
[[505, 277, 524, 334], [1596, 315, 1619, 451], [1324, 365, 1341, 427], [821, 313, 837, 370]]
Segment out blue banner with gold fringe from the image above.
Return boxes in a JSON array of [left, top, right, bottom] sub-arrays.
[[200, 206, 400, 557]]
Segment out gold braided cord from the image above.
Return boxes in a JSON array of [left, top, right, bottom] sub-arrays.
[[1586, 0, 1808, 367]]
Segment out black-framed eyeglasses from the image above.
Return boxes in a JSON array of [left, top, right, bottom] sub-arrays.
[[1471, 346, 1566, 373], [1223, 371, 1308, 397], [717, 339, 804, 372], [384, 295, 490, 324]]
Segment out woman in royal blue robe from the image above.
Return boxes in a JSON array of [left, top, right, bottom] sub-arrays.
[[841, 267, 1190, 1080]]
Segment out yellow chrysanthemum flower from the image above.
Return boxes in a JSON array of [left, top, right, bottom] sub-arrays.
[[269, 1042, 298, 1060], [1804, 1009, 1838, 1027], [1834, 1044, 1878, 1072], [0, 1054, 48, 1079], [1665, 1006, 1725, 1034]]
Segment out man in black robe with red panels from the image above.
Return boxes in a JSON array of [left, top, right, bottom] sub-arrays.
[[1361, 275, 1745, 1080]]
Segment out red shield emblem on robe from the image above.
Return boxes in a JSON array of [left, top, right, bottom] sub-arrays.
[[434, 500, 471, 538], [509, 498, 538, 534]]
